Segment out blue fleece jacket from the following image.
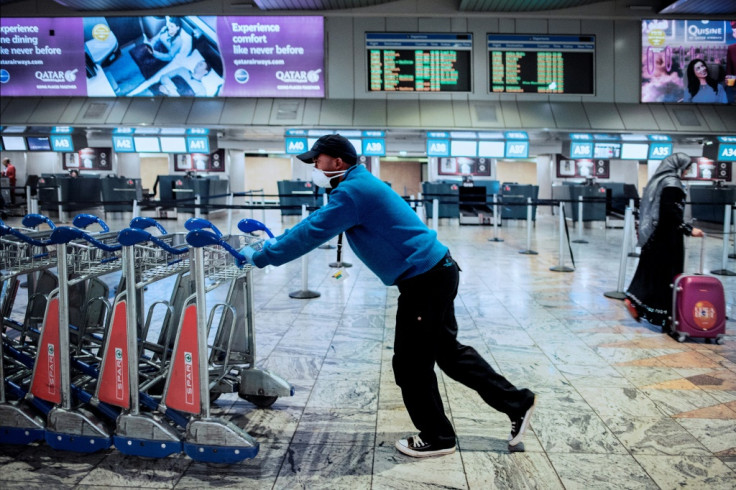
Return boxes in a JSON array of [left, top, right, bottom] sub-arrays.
[[252, 164, 448, 286]]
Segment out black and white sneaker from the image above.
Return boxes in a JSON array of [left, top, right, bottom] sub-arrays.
[[508, 397, 536, 447], [395, 435, 456, 458]]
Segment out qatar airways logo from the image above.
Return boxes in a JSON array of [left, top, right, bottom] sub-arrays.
[[35, 69, 78, 83], [275, 69, 321, 83]]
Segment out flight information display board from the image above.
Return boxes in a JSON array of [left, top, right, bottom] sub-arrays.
[[488, 34, 595, 94], [366, 33, 472, 92]]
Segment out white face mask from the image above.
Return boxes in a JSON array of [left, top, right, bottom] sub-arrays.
[[311, 168, 346, 188]]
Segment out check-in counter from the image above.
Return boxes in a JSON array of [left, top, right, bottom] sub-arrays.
[[38, 174, 102, 213], [277, 180, 324, 216], [598, 182, 639, 216], [422, 182, 459, 219], [689, 185, 736, 224], [552, 183, 607, 221], [100, 176, 143, 212], [501, 183, 539, 220], [173, 176, 229, 215]]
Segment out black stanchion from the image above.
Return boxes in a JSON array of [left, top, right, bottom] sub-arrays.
[[550, 202, 574, 272], [329, 233, 352, 268]]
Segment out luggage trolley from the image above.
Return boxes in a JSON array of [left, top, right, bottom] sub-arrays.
[[0, 213, 115, 446], [185, 218, 293, 406], [162, 218, 292, 463], [0, 218, 60, 444], [26, 224, 123, 452], [96, 219, 192, 458]]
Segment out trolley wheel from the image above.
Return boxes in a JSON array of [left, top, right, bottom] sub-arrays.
[[241, 394, 278, 408]]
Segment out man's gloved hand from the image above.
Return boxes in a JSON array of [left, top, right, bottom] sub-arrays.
[[238, 245, 257, 267]]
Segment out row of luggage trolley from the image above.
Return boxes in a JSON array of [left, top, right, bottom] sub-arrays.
[[0, 212, 293, 464]]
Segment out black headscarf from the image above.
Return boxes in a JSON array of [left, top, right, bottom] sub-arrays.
[[637, 152, 691, 247]]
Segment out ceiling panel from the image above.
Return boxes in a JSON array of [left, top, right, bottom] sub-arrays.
[[50, 0, 201, 10], [659, 0, 736, 15], [253, 0, 394, 10]]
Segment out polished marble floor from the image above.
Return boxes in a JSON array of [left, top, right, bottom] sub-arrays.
[[1, 210, 735, 489]]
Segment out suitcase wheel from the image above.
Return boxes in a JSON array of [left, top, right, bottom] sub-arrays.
[[677, 334, 687, 343], [716, 337, 725, 345]]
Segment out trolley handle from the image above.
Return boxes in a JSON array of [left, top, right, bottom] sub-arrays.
[[0, 223, 52, 247], [72, 213, 110, 233], [129, 217, 168, 235], [22, 213, 56, 230], [48, 226, 122, 252], [238, 218, 274, 238], [117, 227, 188, 255], [184, 217, 222, 237], [185, 229, 248, 267]]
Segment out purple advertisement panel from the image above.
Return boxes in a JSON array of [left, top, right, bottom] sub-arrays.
[[218, 16, 324, 97], [0, 17, 86, 96]]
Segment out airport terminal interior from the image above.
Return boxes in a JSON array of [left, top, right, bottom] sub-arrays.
[[1, 0, 736, 488]]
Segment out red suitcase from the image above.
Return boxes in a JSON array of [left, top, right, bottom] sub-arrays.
[[671, 236, 726, 344]]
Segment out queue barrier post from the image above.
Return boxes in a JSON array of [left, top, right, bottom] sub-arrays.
[[260, 190, 266, 224], [289, 205, 321, 299], [57, 186, 66, 223], [132, 199, 139, 218], [550, 201, 574, 272], [25, 186, 32, 215], [519, 197, 538, 255], [710, 203, 736, 276], [488, 194, 503, 243], [572, 196, 588, 244], [432, 198, 439, 233], [319, 193, 336, 250], [194, 195, 201, 219], [627, 198, 639, 258], [730, 204, 736, 260], [226, 193, 234, 235], [604, 205, 634, 299]]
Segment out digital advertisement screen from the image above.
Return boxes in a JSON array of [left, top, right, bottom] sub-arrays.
[[26, 136, 51, 151], [0, 16, 324, 98], [641, 19, 735, 104], [682, 156, 732, 181], [64, 147, 111, 170], [174, 149, 225, 172], [556, 156, 610, 179], [367, 33, 472, 92], [439, 157, 491, 176], [488, 34, 595, 94]]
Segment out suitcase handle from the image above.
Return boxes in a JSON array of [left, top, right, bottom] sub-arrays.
[[696, 232, 706, 275]]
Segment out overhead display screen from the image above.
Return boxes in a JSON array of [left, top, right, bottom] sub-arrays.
[[488, 34, 595, 94], [0, 16, 324, 98], [366, 33, 472, 92], [641, 19, 734, 104]]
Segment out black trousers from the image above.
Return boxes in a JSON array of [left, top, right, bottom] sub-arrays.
[[393, 253, 535, 446]]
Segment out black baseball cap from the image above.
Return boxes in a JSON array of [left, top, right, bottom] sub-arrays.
[[297, 134, 357, 165]]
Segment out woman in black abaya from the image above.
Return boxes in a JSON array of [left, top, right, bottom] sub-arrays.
[[625, 153, 703, 330]]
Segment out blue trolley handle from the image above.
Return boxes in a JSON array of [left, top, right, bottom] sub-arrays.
[[22, 213, 56, 230], [184, 217, 222, 237], [185, 229, 248, 267], [0, 223, 53, 247], [117, 227, 188, 255], [238, 218, 274, 238], [48, 226, 122, 252], [129, 217, 168, 235], [72, 213, 110, 233]]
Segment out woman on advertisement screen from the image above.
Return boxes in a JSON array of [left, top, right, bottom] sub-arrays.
[[683, 58, 727, 103]]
